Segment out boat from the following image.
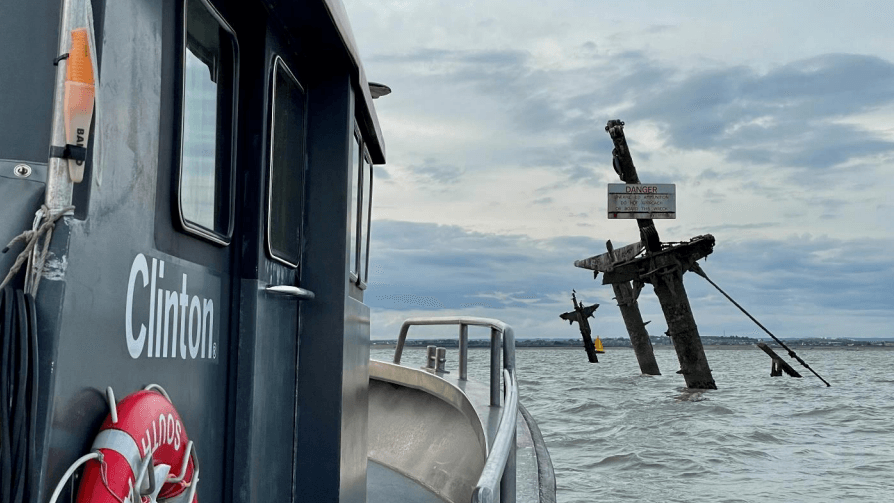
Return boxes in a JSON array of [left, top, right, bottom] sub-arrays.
[[594, 337, 605, 353], [0, 1, 556, 502]]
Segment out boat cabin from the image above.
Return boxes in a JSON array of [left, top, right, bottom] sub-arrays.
[[1, 1, 555, 503], [2, 0, 382, 501]]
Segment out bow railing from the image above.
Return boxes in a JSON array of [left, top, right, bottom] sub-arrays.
[[392, 316, 517, 503]]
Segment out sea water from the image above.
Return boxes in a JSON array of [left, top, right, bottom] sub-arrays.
[[372, 347, 894, 502]]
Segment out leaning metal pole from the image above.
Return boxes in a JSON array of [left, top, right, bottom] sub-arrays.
[[690, 262, 830, 387], [605, 120, 716, 389], [606, 242, 661, 375], [576, 241, 660, 374], [612, 281, 660, 375]]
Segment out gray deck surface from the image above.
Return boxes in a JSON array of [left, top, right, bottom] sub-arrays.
[[366, 412, 544, 503], [367, 460, 449, 503], [515, 411, 542, 502], [368, 360, 554, 503]]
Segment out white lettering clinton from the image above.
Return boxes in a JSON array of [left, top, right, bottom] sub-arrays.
[[126, 253, 217, 360]]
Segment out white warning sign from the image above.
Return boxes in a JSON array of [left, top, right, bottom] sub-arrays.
[[607, 184, 676, 219]]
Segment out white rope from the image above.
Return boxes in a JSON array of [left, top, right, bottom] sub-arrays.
[[0, 205, 75, 294]]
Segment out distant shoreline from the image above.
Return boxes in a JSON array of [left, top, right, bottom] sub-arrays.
[[372, 344, 894, 351], [515, 344, 894, 351]]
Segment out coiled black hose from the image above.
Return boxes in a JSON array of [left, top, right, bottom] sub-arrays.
[[0, 286, 39, 503]]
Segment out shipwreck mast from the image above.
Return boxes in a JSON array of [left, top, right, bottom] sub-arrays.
[[598, 120, 716, 389]]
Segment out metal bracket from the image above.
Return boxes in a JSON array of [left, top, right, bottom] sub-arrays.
[[144, 383, 173, 402], [167, 441, 194, 483], [105, 387, 118, 424], [49, 144, 87, 162]]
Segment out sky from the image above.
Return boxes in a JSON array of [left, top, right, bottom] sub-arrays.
[[342, 0, 894, 342]]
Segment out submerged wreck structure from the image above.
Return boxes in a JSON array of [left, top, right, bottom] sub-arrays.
[[571, 120, 829, 389], [574, 120, 717, 389]]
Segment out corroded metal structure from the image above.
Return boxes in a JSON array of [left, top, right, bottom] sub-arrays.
[[559, 291, 600, 363], [601, 120, 717, 389], [575, 240, 660, 375], [757, 343, 803, 377]]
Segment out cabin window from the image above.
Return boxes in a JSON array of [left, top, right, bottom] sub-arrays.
[[349, 130, 361, 281], [177, 0, 238, 244], [348, 125, 373, 288], [359, 154, 373, 285], [266, 57, 307, 267]]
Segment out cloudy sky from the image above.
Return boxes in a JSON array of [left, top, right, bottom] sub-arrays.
[[342, 0, 894, 342]]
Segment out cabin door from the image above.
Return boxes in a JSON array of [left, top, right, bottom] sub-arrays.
[[230, 50, 310, 502]]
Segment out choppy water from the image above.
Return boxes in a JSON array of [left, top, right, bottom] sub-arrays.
[[372, 346, 894, 503]]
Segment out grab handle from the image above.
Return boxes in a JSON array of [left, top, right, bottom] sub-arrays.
[[266, 285, 315, 300]]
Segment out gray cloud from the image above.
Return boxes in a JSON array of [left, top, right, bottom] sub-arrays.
[[369, 48, 456, 65], [689, 222, 781, 233], [368, 220, 603, 312], [704, 236, 894, 314], [374, 45, 894, 197], [622, 54, 894, 169], [375, 166, 391, 180], [367, 220, 894, 338], [408, 158, 464, 184], [374, 294, 445, 309], [402, 48, 894, 173], [725, 123, 894, 170]]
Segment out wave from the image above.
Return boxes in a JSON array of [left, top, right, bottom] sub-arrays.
[[512, 348, 894, 501]]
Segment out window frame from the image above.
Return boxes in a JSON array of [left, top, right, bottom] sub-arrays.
[[265, 55, 307, 268], [349, 126, 362, 284], [174, 0, 239, 246], [358, 151, 373, 288]]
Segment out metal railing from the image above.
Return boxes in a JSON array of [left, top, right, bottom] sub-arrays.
[[392, 316, 517, 503]]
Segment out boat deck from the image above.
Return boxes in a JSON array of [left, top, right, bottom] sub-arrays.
[[368, 460, 447, 503], [368, 361, 553, 503], [367, 410, 546, 503]]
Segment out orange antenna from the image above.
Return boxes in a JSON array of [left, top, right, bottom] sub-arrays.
[[67, 28, 94, 85], [63, 28, 96, 183]]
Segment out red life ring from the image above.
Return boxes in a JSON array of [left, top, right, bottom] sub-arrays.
[[75, 387, 198, 503]]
